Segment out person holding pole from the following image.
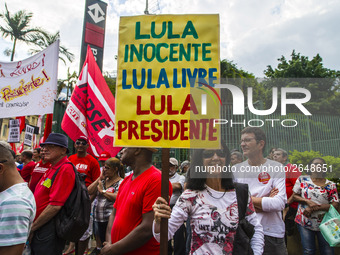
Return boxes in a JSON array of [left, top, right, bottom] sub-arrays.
[[101, 147, 172, 255], [152, 143, 264, 254]]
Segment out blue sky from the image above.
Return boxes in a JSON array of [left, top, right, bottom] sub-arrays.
[[0, 0, 339, 79]]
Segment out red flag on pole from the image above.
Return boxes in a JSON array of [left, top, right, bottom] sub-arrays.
[[9, 116, 25, 153], [10, 143, 17, 154], [16, 116, 26, 132], [17, 142, 24, 154], [42, 114, 53, 143], [61, 46, 121, 157]]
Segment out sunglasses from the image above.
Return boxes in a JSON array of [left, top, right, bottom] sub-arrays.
[[76, 141, 87, 146], [202, 150, 225, 158]]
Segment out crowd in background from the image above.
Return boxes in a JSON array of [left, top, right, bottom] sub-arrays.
[[0, 126, 339, 255]]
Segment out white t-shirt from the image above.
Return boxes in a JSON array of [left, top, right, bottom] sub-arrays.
[[169, 173, 185, 206], [153, 186, 264, 255], [0, 183, 36, 246], [234, 159, 287, 238]]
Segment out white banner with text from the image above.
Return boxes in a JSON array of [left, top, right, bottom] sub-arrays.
[[0, 40, 59, 118]]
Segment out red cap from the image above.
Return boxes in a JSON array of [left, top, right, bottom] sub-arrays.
[[77, 135, 88, 142], [98, 151, 111, 161]]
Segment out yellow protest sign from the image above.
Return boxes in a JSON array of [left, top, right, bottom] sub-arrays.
[[115, 14, 220, 148]]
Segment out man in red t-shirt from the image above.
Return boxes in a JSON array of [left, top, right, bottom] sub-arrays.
[[273, 148, 301, 237], [101, 147, 172, 255], [68, 136, 100, 255], [28, 151, 51, 193], [30, 133, 75, 255], [68, 136, 100, 187], [20, 150, 36, 182]]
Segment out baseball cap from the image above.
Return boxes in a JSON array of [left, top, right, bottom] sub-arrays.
[[77, 135, 88, 142], [169, 157, 178, 166], [99, 151, 111, 161]]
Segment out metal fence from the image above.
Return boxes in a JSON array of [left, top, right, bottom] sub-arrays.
[[221, 105, 340, 157], [165, 105, 340, 167], [52, 100, 340, 168]]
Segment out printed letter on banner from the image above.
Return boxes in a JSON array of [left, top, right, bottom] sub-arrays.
[[115, 15, 221, 149], [0, 41, 59, 118]]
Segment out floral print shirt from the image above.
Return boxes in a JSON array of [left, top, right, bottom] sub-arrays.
[[154, 186, 264, 255], [293, 176, 339, 231]]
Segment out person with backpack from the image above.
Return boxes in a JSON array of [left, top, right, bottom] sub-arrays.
[[29, 133, 76, 255], [67, 135, 100, 255], [152, 144, 264, 254]]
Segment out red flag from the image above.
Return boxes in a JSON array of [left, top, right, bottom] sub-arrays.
[[33, 134, 38, 149], [16, 116, 26, 133], [61, 46, 121, 157], [10, 143, 17, 154], [39, 136, 44, 146], [17, 142, 24, 154], [42, 114, 53, 143]]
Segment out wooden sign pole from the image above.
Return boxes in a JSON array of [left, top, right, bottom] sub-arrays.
[[160, 148, 170, 254]]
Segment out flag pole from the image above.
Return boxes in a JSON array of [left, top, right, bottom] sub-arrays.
[[160, 148, 169, 254]]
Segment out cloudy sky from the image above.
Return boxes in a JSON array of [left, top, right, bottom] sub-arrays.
[[0, 0, 339, 79]]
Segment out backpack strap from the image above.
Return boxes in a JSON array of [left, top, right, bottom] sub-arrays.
[[234, 182, 249, 220], [51, 162, 76, 185]]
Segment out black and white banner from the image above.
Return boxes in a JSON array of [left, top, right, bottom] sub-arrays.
[[24, 125, 35, 147], [7, 119, 20, 143]]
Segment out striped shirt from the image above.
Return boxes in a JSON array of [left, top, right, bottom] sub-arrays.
[[0, 183, 36, 246]]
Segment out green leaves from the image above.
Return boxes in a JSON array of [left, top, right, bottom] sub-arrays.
[[0, 4, 74, 64], [0, 3, 46, 61]]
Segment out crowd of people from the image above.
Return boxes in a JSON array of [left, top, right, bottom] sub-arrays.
[[0, 126, 339, 255]]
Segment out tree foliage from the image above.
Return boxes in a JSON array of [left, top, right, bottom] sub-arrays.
[[0, 4, 47, 61], [220, 59, 265, 106], [57, 68, 78, 100], [289, 150, 340, 189], [29, 31, 74, 64], [265, 50, 339, 79], [103, 73, 116, 96], [263, 50, 340, 115]]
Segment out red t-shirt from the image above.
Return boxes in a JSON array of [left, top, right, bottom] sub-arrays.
[[20, 161, 36, 182], [68, 154, 100, 187], [34, 156, 75, 220], [29, 160, 51, 193], [111, 166, 172, 255], [285, 163, 301, 209]]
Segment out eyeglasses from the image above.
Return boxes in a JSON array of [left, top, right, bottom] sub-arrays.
[[240, 138, 256, 144], [76, 141, 87, 146], [41, 144, 57, 150], [202, 150, 225, 158], [0, 160, 7, 163]]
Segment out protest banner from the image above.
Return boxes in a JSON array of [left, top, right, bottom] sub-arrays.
[[24, 125, 35, 147], [115, 14, 220, 253], [0, 41, 59, 118], [61, 46, 121, 157], [115, 14, 220, 149], [7, 119, 20, 143]]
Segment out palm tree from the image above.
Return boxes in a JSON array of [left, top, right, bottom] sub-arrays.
[[29, 31, 75, 64], [57, 68, 78, 100], [0, 4, 47, 61]]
